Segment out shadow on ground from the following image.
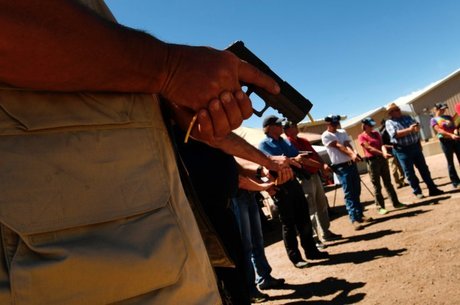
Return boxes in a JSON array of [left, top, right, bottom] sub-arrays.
[[308, 247, 407, 267], [266, 277, 366, 305]]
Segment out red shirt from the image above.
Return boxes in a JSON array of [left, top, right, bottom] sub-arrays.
[[287, 135, 322, 174], [358, 130, 383, 158]]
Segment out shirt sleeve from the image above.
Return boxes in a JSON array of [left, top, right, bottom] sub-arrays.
[[430, 117, 438, 127], [385, 120, 397, 140], [258, 141, 273, 156], [322, 132, 334, 147]]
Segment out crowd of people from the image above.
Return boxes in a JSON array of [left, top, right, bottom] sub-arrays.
[[1, 1, 460, 305], [230, 100, 460, 303]]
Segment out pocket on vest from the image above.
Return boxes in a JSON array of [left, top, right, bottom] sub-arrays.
[[0, 91, 187, 304]]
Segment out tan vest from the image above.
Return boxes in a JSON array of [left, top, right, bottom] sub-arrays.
[[0, 2, 221, 304]]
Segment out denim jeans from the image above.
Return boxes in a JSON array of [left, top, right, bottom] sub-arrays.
[[232, 191, 272, 292], [393, 142, 437, 194], [335, 163, 363, 222], [439, 138, 460, 186]]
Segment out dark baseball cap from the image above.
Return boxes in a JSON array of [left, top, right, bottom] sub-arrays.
[[435, 102, 448, 110], [361, 117, 376, 126], [262, 115, 284, 127], [324, 115, 341, 124], [283, 121, 297, 129]]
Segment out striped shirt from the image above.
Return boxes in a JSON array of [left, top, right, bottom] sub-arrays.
[[385, 115, 420, 147]]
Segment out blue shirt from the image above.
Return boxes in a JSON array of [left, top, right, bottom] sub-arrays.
[[258, 135, 299, 157], [385, 115, 420, 147]]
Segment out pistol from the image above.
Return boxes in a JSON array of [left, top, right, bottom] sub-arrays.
[[226, 41, 312, 124]]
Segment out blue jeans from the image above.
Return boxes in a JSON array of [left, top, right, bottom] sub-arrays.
[[440, 138, 460, 186], [335, 163, 363, 222], [232, 191, 272, 292], [393, 142, 437, 194]]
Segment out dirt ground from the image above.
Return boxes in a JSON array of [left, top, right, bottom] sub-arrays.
[[260, 153, 460, 305]]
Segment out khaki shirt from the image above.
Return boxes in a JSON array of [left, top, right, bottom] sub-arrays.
[[0, 2, 221, 304]]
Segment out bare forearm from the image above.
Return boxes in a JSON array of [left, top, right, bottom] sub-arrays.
[[0, 0, 168, 92], [210, 133, 272, 169]]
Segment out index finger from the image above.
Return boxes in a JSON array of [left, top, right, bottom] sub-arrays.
[[238, 61, 280, 95]]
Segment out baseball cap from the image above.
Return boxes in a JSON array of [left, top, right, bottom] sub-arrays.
[[324, 115, 341, 124], [361, 117, 376, 126], [262, 115, 284, 127], [283, 121, 296, 129], [434, 102, 448, 110]]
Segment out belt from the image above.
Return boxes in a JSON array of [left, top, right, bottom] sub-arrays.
[[332, 160, 354, 169], [365, 155, 383, 162]]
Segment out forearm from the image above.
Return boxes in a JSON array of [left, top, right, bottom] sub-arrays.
[[335, 143, 354, 158], [210, 133, 272, 169], [0, 0, 168, 92], [238, 175, 273, 192]]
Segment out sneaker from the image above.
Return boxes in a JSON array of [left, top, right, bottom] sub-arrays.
[[378, 208, 388, 215], [316, 242, 327, 250], [361, 215, 374, 223], [250, 290, 269, 303], [293, 260, 309, 269], [258, 276, 285, 290], [415, 193, 425, 199], [393, 202, 408, 209], [322, 231, 342, 242], [429, 188, 445, 196], [352, 221, 364, 231]]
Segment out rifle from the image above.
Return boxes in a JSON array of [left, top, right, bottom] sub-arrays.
[[226, 41, 312, 124]]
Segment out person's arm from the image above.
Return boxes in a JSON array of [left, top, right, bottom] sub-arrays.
[[235, 157, 293, 186], [391, 118, 420, 139], [237, 175, 274, 192], [0, 0, 279, 141], [359, 136, 383, 157], [433, 124, 460, 140]]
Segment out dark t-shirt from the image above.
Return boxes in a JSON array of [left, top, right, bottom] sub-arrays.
[[173, 126, 239, 210]]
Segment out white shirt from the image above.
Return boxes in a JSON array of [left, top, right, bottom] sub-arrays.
[[321, 129, 352, 165]]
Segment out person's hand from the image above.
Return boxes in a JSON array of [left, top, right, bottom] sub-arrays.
[[161, 44, 280, 136], [383, 152, 392, 159], [410, 123, 420, 133], [351, 153, 362, 163], [267, 166, 294, 185], [266, 155, 293, 171], [451, 134, 460, 141], [323, 163, 332, 174], [170, 91, 248, 143]]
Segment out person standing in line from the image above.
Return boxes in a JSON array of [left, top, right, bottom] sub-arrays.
[[321, 115, 373, 231], [259, 115, 329, 269], [380, 119, 408, 189], [283, 121, 342, 245], [231, 171, 286, 303], [358, 117, 408, 215], [385, 103, 444, 199], [430, 102, 460, 188]]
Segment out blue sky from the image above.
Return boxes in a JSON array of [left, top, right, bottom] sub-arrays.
[[106, 0, 460, 128]]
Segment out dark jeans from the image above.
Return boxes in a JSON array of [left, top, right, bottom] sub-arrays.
[[440, 138, 460, 186], [335, 163, 363, 222], [273, 180, 317, 264], [367, 156, 400, 208], [393, 142, 437, 194], [232, 191, 272, 293]]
